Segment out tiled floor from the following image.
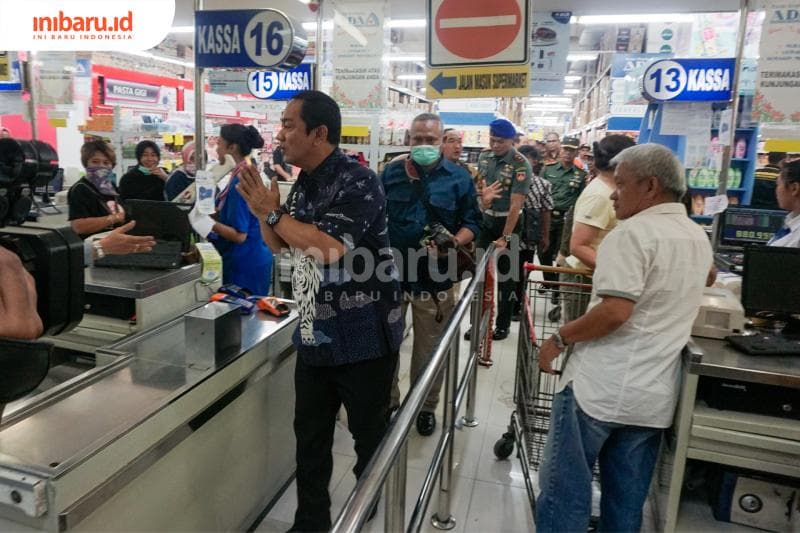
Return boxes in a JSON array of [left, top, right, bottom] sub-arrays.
[[257, 310, 537, 533]]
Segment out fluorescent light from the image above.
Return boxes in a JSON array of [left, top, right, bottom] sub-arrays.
[[397, 74, 426, 80], [563, 88, 581, 95], [567, 53, 598, 62], [388, 19, 426, 28], [530, 96, 573, 104], [127, 50, 194, 68], [302, 21, 335, 31], [565, 75, 582, 82], [384, 55, 426, 62], [575, 14, 695, 25], [170, 26, 194, 33]]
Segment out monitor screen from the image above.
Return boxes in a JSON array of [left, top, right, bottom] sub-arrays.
[[123, 200, 192, 252], [719, 207, 786, 247], [741, 245, 800, 318]]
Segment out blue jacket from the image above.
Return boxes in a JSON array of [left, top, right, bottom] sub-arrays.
[[382, 157, 481, 294]]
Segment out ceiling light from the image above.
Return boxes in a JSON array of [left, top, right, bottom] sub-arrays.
[[575, 14, 695, 25], [388, 19, 426, 28], [302, 21, 335, 31], [397, 74, 426, 80], [565, 75, 582, 82], [567, 53, 598, 62], [530, 96, 573, 104], [127, 51, 194, 68], [384, 55, 426, 62], [563, 88, 580, 95], [525, 105, 574, 112]]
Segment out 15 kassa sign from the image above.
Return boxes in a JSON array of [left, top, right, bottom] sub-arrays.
[[195, 9, 307, 69], [642, 58, 735, 102]]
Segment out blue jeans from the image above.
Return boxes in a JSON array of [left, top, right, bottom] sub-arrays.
[[536, 384, 663, 532]]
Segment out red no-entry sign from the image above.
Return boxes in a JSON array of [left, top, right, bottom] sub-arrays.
[[427, 0, 529, 68]]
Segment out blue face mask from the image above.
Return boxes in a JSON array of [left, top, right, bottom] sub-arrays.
[[138, 165, 152, 175], [410, 145, 441, 167]]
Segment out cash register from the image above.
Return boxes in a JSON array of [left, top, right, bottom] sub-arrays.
[[713, 207, 786, 273], [725, 245, 800, 356]]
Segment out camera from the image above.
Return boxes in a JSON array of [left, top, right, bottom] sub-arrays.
[[421, 222, 455, 253], [0, 138, 84, 336]]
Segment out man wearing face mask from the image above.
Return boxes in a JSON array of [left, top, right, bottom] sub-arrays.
[[473, 119, 532, 341], [382, 113, 481, 436]]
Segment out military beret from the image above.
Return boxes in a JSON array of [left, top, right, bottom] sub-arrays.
[[489, 119, 516, 139]]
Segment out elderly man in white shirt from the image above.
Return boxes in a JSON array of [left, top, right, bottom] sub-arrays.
[[535, 144, 713, 532]]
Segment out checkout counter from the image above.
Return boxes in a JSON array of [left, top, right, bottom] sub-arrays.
[[657, 338, 800, 531], [0, 296, 298, 531]]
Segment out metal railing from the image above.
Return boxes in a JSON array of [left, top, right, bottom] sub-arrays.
[[332, 244, 496, 532]]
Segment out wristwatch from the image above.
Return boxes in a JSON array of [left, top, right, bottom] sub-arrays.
[[265, 208, 284, 227], [551, 329, 567, 351], [503, 234, 513, 242]]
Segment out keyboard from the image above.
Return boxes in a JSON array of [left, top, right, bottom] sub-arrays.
[[96, 240, 183, 270], [726, 332, 800, 356]]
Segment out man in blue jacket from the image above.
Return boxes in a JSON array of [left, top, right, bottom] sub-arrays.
[[383, 113, 482, 436]]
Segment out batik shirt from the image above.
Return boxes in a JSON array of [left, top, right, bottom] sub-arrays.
[[283, 149, 404, 366]]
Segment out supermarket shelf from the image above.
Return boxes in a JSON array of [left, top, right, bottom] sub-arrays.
[[340, 143, 369, 152], [730, 158, 749, 163]]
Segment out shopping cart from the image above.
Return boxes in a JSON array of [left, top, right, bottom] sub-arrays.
[[493, 264, 593, 521]]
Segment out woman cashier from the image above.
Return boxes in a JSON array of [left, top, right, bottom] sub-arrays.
[[768, 159, 800, 247]]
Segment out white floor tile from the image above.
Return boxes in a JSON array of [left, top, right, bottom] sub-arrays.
[[463, 480, 535, 533], [474, 424, 531, 490]]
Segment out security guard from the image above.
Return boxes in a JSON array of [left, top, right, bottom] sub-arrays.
[[475, 118, 531, 340], [538, 136, 586, 286]]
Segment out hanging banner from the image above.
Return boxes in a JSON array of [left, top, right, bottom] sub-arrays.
[[610, 53, 668, 116], [34, 51, 75, 105], [330, 0, 387, 109], [427, 65, 529, 99], [104, 78, 160, 104], [753, 2, 800, 128], [529, 11, 570, 96]]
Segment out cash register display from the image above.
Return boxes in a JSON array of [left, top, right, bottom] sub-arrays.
[[742, 246, 800, 332], [720, 208, 786, 247]]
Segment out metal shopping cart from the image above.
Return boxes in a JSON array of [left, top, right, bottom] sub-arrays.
[[493, 264, 593, 521]]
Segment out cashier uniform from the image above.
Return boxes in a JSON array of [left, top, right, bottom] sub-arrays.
[[767, 212, 800, 248]]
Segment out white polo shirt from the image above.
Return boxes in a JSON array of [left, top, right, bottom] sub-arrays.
[[768, 211, 800, 248], [557, 202, 713, 428]]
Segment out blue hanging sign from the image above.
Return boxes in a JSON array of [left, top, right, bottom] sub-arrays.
[[195, 9, 307, 70], [247, 63, 313, 100], [642, 58, 736, 102]]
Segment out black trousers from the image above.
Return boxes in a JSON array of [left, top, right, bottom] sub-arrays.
[[537, 214, 565, 283], [512, 249, 537, 315], [477, 214, 520, 331], [292, 351, 398, 532]]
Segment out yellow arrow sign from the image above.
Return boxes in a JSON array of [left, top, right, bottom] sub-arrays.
[[427, 65, 529, 99]]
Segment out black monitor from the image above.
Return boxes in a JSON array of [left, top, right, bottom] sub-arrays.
[[122, 200, 192, 252], [742, 245, 800, 334], [718, 207, 786, 248]]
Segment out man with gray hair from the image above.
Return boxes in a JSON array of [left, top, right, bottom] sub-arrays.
[[534, 143, 713, 532]]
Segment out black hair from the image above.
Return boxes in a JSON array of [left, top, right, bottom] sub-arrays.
[[219, 124, 265, 156], [443, 128, 455, 135], [518, 145, 541, 161], [291, 90, 341, 145], [593, 134, 636, 172], [782, 159, 800, 186], [135, 140, 160, 163], [769, 152, 787, 165]]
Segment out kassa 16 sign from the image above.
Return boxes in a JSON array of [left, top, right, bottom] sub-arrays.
[[642, 58, 735, 102], [195, 9, 307, 69]]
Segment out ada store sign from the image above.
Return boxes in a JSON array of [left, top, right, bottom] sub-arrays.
[[195, 9, 308, 70], [427, 0, 529, 68], [642, 58, 735, 102], [248, 63, 313, 99]]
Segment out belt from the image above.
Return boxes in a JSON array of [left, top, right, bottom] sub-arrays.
[[485, 209, 522, 217], [552, 210, 565, 217]]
